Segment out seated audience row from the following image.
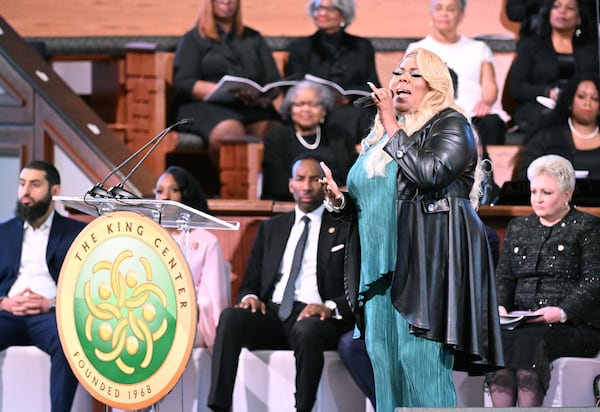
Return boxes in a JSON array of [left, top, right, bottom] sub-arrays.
[[1, 155, 351, 412], [171, 0, 600, 182], [171, 0, 379, 173], [516, 73, 600, 180], [508, 0, 598, 137], [170, 0, 600, 193], [3, 156, 599, 410]]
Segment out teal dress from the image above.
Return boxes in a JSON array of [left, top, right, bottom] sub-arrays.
[[347, 135, 456, 410]]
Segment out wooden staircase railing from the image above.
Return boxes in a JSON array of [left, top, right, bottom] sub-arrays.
[[0, 16, 157, 197]]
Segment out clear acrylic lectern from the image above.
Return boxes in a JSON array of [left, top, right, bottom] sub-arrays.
[[54, 195, 239, 259], [54, 195, 239, 231]]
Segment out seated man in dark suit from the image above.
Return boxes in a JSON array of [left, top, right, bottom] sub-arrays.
[[208, 153, 354, 412], [0, 160, 87, 412]]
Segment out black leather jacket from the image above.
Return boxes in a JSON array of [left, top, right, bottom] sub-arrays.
[[339, 108, 504, 373], [354, 108, 502, 374]]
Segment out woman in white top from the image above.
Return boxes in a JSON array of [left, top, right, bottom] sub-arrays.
[[406, 0, 507, 146]]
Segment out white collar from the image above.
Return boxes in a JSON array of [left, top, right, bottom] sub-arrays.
[[294, 204, 324, 224], [23, 209, 55, 231]]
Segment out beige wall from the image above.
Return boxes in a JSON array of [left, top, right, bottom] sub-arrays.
[[4, 0, 519, 38]]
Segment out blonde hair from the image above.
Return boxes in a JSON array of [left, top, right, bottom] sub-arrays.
[[363, 48, 461, 176], [361, 48, 484, 210], [197, 0, 244, 39]]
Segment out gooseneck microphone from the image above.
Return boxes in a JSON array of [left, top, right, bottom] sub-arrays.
[[86, 118, 194, 199], [353, 90, 395, 108]]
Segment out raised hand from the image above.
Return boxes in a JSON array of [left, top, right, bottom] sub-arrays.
[[318, 162, 342, 206]]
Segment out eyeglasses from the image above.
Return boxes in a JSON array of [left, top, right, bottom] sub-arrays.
[[292, 101, 323, 108], [393, 70, 423, 78], [313, 5, 341, 14]]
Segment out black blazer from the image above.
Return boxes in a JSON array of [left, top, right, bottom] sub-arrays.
[[0, 212, 86, 296], [286, 30, 380, 92], [508, 33, 598, 130], [237, 210, 353, 325]]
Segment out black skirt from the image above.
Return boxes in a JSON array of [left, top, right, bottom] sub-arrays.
[[174, 100, 281, 144], [501, 322, 600, 389]]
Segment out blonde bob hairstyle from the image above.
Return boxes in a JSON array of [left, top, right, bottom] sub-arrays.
[[197, 0, 244, 39]]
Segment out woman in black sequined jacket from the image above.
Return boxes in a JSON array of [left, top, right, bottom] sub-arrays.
[[487, 154, 600, 407]]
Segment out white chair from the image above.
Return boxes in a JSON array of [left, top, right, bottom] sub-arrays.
[[232, 349, 366, 412], [0, 346, 93, 412], [453, 371, 485, 407], [230, 350, 485, 411], [543, 356, 600, 406], [483, 354, 600, 407]]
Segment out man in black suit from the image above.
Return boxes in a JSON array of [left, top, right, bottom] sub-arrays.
[[208, 153, 354, 412], [0, 160, 86, 412]]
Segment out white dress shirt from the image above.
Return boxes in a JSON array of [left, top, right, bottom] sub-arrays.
[[271, 205, 324, 305], [8, 211, 57, 299]]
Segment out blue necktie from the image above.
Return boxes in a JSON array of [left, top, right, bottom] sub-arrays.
[[278, 215, 311, 321]]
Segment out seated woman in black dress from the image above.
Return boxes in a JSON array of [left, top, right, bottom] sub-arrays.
[[516, 73, 600, 180], [487, 154, 600, 406], [171, 0, 282, 167], [286, 0, 380, 144], [507, 0, 598, 136], [261, 80, 357, 201]]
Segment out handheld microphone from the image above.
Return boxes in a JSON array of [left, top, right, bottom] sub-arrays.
[[86, 118, 194, 199], [353, 94, 375, 108], [353, 90, 395, 108]]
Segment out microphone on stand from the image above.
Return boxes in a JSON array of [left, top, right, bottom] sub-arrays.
[[86, 118, 194, 199], [353, 90, 394, 109]]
